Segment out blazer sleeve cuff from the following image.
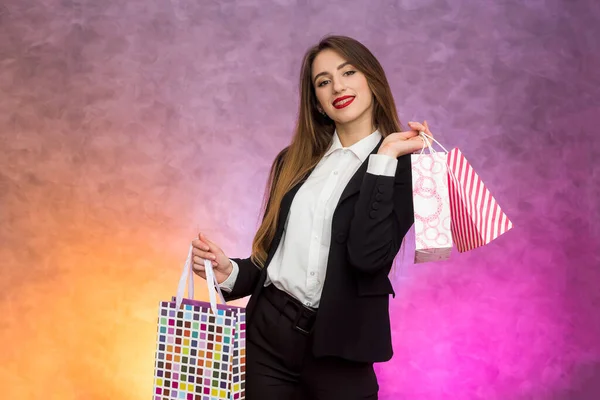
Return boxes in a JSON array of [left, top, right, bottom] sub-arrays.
[[218, 259, 239, 293], [367, 154, 398, 177]]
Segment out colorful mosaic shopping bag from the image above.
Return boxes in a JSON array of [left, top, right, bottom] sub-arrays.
[[152, 246, 246, 400], [446, 148, 513, 252], [411, 151, 453, 263]]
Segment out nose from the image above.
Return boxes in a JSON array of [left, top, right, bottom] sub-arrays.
[[332, 77, 346, 94]]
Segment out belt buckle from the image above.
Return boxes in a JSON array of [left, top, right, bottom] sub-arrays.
[[292, 307, 313, 335]]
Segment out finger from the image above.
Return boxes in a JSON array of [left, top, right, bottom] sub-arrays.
[[407, 121, 423, 129], [396, 130, 420, 139], [193, 259, 219, 269], [192, 256, 219, 272], [192, 248, 216, 260], [200, 233, 222, 254], [192, 259, 205, 272], [192, 258, 214, 271], [192, 262, 205, 272], [405, 137, 428, 153], [194, 256, 215, 270], [408, 121, 426, 133], [196, 232, 212, 247], [409, 121, 433, 148], [408, 135, 431, 149], [192, 238, 209, 251], [199, 233, 212, 249], [424, 121, 434, 141]]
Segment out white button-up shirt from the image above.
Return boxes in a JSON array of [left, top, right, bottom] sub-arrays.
[[221, 130, 397, 307]]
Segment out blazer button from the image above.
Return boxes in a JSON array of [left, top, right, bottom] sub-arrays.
[[375, 193, 383, 201], [369, 210, 377, 219], [372, 202, 380, 210], [336, 232, 347, 243], [377, 184, 385, 194]]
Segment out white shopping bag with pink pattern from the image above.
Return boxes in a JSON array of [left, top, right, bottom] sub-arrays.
[[411, 151, 453, 263]]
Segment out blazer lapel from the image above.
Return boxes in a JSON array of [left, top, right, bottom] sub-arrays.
[[337, 137, 385, 206]]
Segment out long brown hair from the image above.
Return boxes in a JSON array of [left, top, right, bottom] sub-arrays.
[[250, 35, 403, 267]]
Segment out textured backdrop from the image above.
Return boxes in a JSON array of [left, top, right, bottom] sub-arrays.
[[1, 0, 599, 399]]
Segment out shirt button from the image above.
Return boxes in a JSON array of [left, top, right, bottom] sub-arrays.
[[305, 302, 312, 307], [333, 171, 338, 175], [310, 272, 315, 276]]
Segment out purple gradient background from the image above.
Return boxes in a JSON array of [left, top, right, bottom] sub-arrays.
[[1, 0, 599, 398]]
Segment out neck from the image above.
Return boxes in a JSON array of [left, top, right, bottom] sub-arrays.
[[335, 109, 376, 148]]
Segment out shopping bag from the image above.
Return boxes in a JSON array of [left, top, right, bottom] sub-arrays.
[[152, 246, 246, 400], [411, 151, 453, 263], [447, 148, 513, 252]]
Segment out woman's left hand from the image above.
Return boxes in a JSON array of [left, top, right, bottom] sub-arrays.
[[378, 120, 433, 158]]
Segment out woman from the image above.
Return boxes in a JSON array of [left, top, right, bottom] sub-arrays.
[[191, 35, 433, 399]]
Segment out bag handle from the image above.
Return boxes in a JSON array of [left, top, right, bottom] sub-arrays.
[[417, 131, 461, 186], [418, 131, 450, 154], [175, 244, 226, 315]]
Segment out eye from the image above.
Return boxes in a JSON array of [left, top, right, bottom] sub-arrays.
[[317, 79, 330, 87], [344, 70, 356, 76]]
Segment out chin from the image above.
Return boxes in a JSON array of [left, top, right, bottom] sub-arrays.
[[331, 111, 366, 126]]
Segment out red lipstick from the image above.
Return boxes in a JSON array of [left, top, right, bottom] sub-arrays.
[[333, 95, 355, 109]]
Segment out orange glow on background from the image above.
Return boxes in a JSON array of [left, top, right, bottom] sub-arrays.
[[0, 172, 253, 398], [1, 242, 162, 397]]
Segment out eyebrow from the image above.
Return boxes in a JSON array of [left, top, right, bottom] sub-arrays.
[[313, 61, 352, 84]]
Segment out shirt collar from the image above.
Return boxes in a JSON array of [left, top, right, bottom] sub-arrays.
[[324, 129, 382, 162]]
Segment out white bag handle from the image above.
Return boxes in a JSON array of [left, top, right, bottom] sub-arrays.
[[175, 244, 227, 315], [418, 131, 450, 154], [417, 131, 461, 186]]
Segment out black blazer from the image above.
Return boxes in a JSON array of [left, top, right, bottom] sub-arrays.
[[223, 138, 414, 363]]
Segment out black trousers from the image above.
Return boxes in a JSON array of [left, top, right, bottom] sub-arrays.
[[245, 284, 379, 400]]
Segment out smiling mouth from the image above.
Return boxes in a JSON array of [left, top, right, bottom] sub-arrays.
[[333, 96, 355, 109]]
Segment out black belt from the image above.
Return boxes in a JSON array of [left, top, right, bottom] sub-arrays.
[[262, 284, 317, 335]]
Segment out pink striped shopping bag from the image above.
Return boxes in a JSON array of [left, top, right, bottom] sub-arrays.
[[446, 148, 513, 252]]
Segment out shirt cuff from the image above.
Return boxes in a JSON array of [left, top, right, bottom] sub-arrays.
[[367, 154, 398, 177], [218, 259, 239, 293]]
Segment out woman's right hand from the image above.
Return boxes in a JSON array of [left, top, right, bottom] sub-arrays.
[[378, 121, 433, 158], [191, 233, 233, 284]]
